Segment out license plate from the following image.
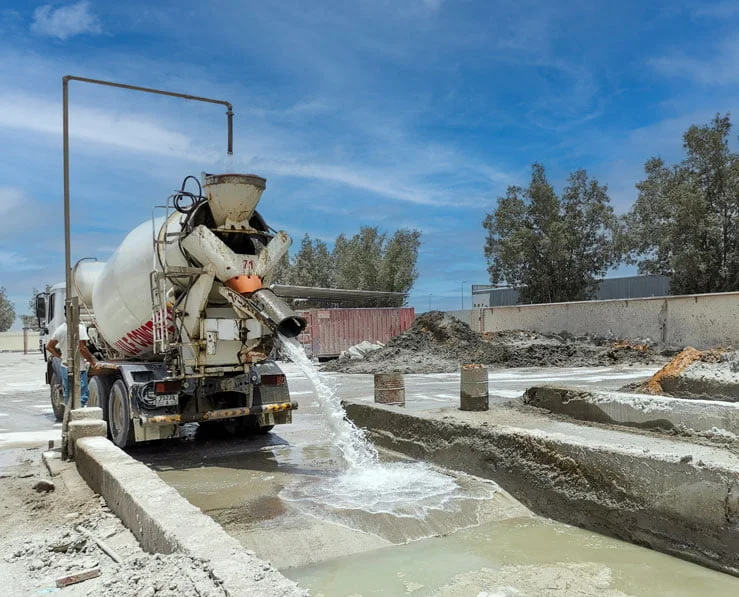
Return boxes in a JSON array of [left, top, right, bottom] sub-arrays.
[[154, 394, 179, 407]]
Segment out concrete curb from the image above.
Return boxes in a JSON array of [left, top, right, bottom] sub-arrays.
[[74, 436, 307, 597], [524, 386, 739, 438], [345, 401, 739, 577]]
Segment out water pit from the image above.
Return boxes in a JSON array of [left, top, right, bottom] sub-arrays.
[[135, 340, 739, 596]]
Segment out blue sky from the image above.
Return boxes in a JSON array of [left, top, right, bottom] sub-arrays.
[[1, 0, 738, 326]]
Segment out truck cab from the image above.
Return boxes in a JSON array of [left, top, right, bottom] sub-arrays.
[[36, 284, 67, 421]]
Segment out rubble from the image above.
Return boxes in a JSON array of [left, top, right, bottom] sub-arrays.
[[0, 449, 227, 597], [323, 311, 665, 374]]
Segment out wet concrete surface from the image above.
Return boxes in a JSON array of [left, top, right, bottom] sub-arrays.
[[6, 352, 737, 594], [0, 353, 61, 449], [286, 516, 739, 596], [132, 362, 738, 595], [328, 363, 661, 411], [134, 375, 529, 568]]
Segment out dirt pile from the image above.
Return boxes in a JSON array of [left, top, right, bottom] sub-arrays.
[[322, 311, 664, 374]]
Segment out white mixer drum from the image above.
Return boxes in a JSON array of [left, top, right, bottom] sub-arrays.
[[92, 217, 182, 357]]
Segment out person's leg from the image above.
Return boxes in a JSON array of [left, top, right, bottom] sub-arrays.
[[80, 370, 89, 407], [60, 363, 69, 404]]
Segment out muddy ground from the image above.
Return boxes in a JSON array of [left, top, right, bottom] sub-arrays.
[[0, 449, 226, 597], [324, 311, 667, 374]]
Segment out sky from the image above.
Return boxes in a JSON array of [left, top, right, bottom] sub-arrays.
[[1, 0, 739, 327]]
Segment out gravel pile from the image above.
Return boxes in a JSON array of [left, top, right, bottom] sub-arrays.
[[323, 311, 663, 374]]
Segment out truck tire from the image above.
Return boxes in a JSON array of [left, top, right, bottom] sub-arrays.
[[49, 370, 65, 422], [108, 379, 134, 449], [88, 376, 112, 415]]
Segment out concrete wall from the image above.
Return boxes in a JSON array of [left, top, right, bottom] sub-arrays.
[[0, 331, 31, 352], [451, 291, 739, 349]]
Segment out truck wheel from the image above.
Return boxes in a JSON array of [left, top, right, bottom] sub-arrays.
[[49, 370, 65, 422], [88, 376, 112, 415], [108, 379, 134, 449]]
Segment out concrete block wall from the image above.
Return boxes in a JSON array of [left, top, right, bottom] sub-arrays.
[[450, 291, 739, 349], [0, 331, 28, 352]]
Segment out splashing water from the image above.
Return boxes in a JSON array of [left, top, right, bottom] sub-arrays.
[[278, 335, 496, 525], [279, 335, 378, 468]]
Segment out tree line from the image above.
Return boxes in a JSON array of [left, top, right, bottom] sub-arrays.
[[272, 227, 422, 307], [483, 113, 739, 304]]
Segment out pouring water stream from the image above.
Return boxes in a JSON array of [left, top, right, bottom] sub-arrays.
[[278, 335, 491, 520]]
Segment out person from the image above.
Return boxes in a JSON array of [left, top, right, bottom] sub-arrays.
[[46, 322, 97, 408]]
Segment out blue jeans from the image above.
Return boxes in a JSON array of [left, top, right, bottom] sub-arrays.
[[60, 363, 89, 407]]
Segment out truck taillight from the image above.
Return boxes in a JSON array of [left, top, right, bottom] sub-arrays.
[[154, 380, 182, 395], [261, 374, 286, 385]]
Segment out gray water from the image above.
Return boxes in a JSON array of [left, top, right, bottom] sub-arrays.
[[285, 515, 739, 597]]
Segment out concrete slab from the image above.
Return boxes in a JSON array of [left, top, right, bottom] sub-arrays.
[[524, 386, 739, 439], [74, 436, 307, 596], [344, 399, 739, 577], [70, 407, 103, 421], [662, 361, 739, 401]]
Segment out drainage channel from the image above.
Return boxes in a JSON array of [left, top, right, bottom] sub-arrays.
[[132, 364, 739, 596]]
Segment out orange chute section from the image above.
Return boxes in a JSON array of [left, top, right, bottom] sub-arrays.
[[226, 275, 262, 294]]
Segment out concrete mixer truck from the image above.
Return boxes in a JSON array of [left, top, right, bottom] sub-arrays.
[[36, 173, 307, 448]]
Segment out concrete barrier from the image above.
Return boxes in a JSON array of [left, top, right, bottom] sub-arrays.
[[0, 331, 30, 352], [345, 400, 739, 577], [451, 291, 739, 349], [74, 436, 306, 596], [524, 386, 739, 437]]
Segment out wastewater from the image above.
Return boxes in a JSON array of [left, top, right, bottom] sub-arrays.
[[138, 345, 739, 596]]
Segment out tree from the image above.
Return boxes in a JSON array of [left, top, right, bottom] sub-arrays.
[[268, 253, 292, 286], [378, 229, 422, 307], [289, 235, 335, 288], [333, 226, 420, 306], [625, 114, 739, 294], [0, 287, 15, 332], [333, 227, 385, 292], [483, 163, 619, 304]]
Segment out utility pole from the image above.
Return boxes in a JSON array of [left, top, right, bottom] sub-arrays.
[[461, 281, 467, 310]]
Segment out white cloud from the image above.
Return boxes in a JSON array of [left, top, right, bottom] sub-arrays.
[[649, 36, 739, 85], [31, 1, 102, 41], [0, 93, 201, 160], [692, 2, 739, 19], [0, 250, 42, 273], [421, 0, 444, 12]]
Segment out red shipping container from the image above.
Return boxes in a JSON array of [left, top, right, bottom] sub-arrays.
[[296, 308, 415, 359]]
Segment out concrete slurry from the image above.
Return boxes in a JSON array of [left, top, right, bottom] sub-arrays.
[[344, 398, 739, 579], [524, 385, 739, 438], [135, 363, 739, 596]]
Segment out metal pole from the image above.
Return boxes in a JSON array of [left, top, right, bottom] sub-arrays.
[[23, 327, 28, 355], [63, 75, 233, 155], [62, 77, 79, 419], [461, 281, 467, 310]]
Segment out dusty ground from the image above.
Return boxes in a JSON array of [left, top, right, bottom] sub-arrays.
[[324, 311, 666, 374], [0, 448, 226, 597]]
